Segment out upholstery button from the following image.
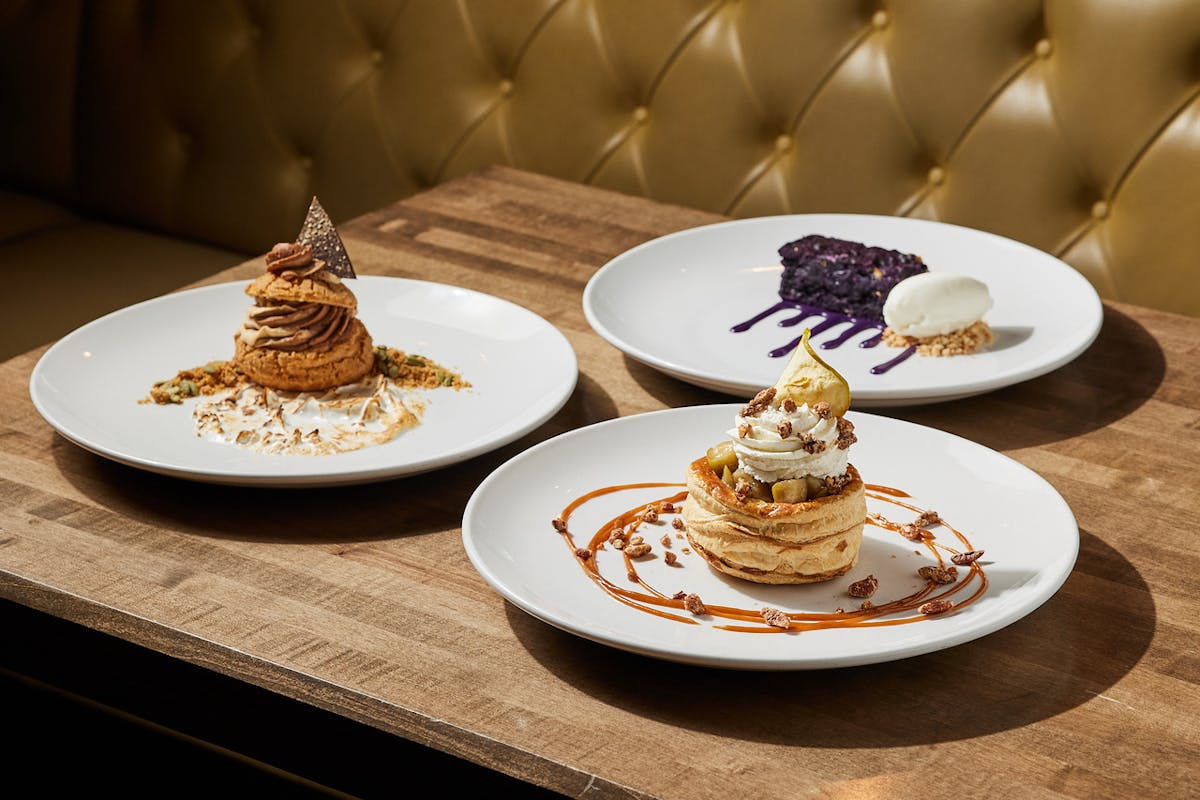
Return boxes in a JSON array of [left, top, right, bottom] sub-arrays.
[[1091, 200, 1110, 220], [927, 166, 945, 186], [498, 79, 514, 97], [369, 49, 383, 66], [774, 134, 793, 152], [871, 10, 889, 30], [1035, 38, 1053, 58], [632, 106, 649, 123]]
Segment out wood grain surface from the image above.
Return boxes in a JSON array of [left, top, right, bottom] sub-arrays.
[[2, 167, 1197, 799]]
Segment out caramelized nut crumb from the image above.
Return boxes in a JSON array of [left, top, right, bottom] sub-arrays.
[[671, 591, 687, 600], [918, 565, 958, 584], [627, 570, 638, 581], [641, 506, 659, 523], [812, 401, 831, 419], [624, 543, 652, 558], [761, 607, 791, 628], [683, 593, 706, 615], [740, 387, 777, 417], [859, 599, 874, 610], [574, 548, 591, 560], [914, 510, 941, 528], [782, 398, 798, 413], [612, 538, 626, 550], [671, 517, 685, 531], [777, 420, 793, 439], [660, 534, 672, 547], [919, 599, 954, 615], [899, 523, 925, 541], [660, 502, 676, 514], [951, 550, 984, 566], [551, 517, 567, 532], [738, 423, 752, 438], [664, 551, 678, 566], [848, 574, 879, 597]]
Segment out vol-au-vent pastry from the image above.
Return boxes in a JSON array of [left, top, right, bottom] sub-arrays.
[[233, 200, 375, 392], [681, 329, 866, 584]]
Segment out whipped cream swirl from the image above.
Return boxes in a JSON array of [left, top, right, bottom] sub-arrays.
[[727, 398, 847, 484]]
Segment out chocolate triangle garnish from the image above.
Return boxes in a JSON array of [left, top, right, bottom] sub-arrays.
[[297, 196, 356, 278]]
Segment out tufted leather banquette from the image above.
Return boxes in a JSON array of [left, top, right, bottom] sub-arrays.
[[3, 0, 1199, 359]]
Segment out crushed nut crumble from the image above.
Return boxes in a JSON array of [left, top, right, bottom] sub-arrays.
[[951, 550, 984, 566], [848, 574, 879, 597], [761, 607, 791, 629]]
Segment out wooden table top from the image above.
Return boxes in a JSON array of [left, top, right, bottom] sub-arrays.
[[2, 166, 1197, 799]]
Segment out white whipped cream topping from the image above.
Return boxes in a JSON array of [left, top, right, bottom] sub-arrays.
[[727, 403, 847, 484], [193, 374, 420, 455], [883, 272, 992, 338]]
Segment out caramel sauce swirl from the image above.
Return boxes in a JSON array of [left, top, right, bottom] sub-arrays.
[[553, 482, 987, 633]]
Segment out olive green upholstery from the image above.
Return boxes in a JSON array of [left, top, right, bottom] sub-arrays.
[[3, 0, 1199, 360]]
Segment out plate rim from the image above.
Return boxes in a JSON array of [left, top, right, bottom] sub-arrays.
[[29, 276, 579, 487], [582, 213, 1103, 404], [462, 403, 1080, 670]]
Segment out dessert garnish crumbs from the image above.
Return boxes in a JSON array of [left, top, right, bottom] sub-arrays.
[[683, 593, 706, 615], [142, 345, 468, 405], [919, 599, 954, 615], [951, 550, 984, 565], [918, 565, 958, 584], [848, 574, 879, 597], [761, 607, 791, 628]]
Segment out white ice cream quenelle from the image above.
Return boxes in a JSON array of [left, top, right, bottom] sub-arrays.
[[883, 272, 992, 338], [727, 402, 847, 484]]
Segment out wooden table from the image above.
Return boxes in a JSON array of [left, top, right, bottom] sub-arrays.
[[2, 167, 1197, 799]]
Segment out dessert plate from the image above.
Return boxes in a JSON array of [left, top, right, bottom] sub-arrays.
[[582, 214, 1103, 406], [462, 404, 1078, 670], [30, 277, 577, 487]]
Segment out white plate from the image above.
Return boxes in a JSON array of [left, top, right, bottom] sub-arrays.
[[462, 405, 1078, 670], [30, 277, 577, 487], [582, 214, 1102, 406]]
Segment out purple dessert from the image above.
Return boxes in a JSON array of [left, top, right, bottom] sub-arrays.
[[777, 235, 928, 322]]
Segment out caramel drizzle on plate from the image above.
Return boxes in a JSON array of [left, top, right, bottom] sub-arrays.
[[554, 483, 988, 633]]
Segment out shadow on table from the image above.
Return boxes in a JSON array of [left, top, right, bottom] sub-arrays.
[[633, 305, 1166, 451], [49, 372, 617, 544], [510, 529, 1153, 747]]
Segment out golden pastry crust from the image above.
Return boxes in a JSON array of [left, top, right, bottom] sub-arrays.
[[233, 318, 374, 392], [681, 458, 866, 584], [245, 272, 357, 310]]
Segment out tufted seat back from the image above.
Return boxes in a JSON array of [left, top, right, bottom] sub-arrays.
[[3, 0, 1199, 316]]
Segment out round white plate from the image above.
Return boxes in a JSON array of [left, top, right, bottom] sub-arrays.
[[582, 214, 1103, 406], [30, 277, 577, 487], [462, 404, 1078, 670]]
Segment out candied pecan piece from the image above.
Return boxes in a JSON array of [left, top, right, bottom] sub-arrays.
[[664, 551, 678, 566], [781, 398, 797, 413], [859, 599, 874, 610], [624, 543, 652, 558], [671, 517, 685, 531], [737, 423, 752, 438], [611, 538, 627, 550], [951, 550, 984, 566], [777, 420, 793, 439], [824, 473, 851, 494], [848, 574, 878, 597], [683, 593, 706, 615], [899, 523, 926, 541], [914, 510, 941, 528], [660, 534, 672, 547], [734, 479, 754, 502], [812, 401, 832, 420], [574, 548, 592, 560], [798, 432, 826, 454], [761, 607, 791, 629], [551, 517, 567, 532], [835, 417, 857, 449], [918, 565, 958, 584], [739, 387, 776, 417], [660, 502, 677, 514], [919, 599, 954, 615], [641, 506, 659, 523]]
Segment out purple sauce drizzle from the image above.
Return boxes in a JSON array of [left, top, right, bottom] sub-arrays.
[[731, 301, 915, 375]]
